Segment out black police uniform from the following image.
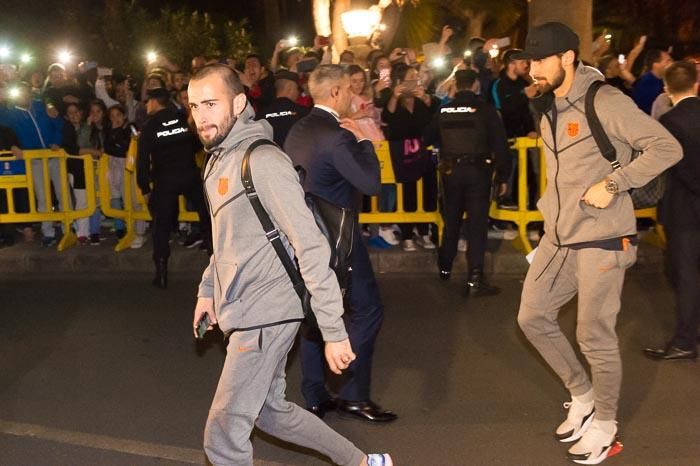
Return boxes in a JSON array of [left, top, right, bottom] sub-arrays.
[[256, 97, 309, 147], [136, 105, 210, 287], [425, 90, 511, 292]]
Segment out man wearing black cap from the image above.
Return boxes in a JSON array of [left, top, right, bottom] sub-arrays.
[[256, 70, 309, 147], [424, 69, 511, 296], [490, 48, 540, 210], [137, 87, 211, 288], [514, 22, 682, 464]]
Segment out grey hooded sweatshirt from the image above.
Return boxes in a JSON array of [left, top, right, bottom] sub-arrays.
[[197, 103, 347, 342], [536, 65, 682, 246]]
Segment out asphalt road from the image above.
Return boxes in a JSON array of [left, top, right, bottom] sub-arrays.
[[0, 270, 698, 466]]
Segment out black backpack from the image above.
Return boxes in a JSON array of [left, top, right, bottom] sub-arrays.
[[585, 80, 666, 209], [240, 139, 355, 329]]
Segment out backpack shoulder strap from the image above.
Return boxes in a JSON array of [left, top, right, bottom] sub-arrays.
[[240, 139, 308, 301], [585, 80, 621, 170]]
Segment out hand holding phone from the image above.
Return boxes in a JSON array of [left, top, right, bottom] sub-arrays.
[[193, 296, 216, 339], [195, 314, 210, 340]]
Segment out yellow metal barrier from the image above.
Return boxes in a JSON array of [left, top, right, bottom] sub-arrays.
[[99, 137, 199, 251], [0, 150, 95, 251], [98, 137, 663, 254], [358, 141, 444, 236]]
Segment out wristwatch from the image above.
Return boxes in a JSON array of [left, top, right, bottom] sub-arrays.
[[605, 178, 619, 195]]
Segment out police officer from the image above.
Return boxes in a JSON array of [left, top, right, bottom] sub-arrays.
[[424, 69, 511, 296], [136, 87, 210, 288], [256, 70, 309, 146]]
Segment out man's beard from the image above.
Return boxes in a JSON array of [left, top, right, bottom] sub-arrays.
[[199, 112, 236, 150], [534, 64, 565, 95]]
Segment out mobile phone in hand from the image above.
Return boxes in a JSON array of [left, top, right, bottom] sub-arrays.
[[196, 314, 211, 340]]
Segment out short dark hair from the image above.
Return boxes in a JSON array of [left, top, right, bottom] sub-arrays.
[[190, 64, 245, 95], [346, 64, 365, 77], [455, 70, 477, 91], [644, 49, 665, 70], [664, 61, 697, 94]]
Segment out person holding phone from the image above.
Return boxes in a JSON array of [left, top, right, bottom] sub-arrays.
[[381, 63, 439, 251]]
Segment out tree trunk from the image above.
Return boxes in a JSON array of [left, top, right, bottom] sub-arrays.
[[464, 9, 486, 39], [313, 0, 332, 37], [528, 0, 593, 62], [332, 0, 351, 58]]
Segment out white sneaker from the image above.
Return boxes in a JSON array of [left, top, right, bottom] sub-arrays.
[[567, 420, 622, 465], [402, 239, 416, 252], [556, 396, 595, 443], [131, 234, 147, 249], [418, 234, 436, 249], [378, 226, 400, 246], [457, 238, 467, 252], [367, 453, 393, 466]]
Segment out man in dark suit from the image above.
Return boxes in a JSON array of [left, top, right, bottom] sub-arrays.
[[645, 60, 700, 361], [285, 65, 397, 423]]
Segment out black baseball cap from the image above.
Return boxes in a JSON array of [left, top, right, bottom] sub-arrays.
[[513, 22, 579, 60]]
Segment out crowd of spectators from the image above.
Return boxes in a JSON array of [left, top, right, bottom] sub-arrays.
[[0, 26, 698, 252]]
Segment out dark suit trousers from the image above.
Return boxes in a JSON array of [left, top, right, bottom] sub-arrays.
[[666, 226, 700, 350], [438, 163, 493, 272], [300, 232, 384, 406]]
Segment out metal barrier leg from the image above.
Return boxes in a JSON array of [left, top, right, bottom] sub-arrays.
[[512, 217, 533, 254], [57, 158, 77, 252]]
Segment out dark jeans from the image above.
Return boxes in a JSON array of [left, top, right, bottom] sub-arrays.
[[666, 226, 700, 350], [148, 173, 210, 261], [438, 162, 493, 272], [399, 169, 438, 239]]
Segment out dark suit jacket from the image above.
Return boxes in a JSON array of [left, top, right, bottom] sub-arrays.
[[659, 97, 700, 228], [284, 107, 381, 211]]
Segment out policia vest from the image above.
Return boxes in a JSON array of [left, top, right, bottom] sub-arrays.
[[438, 99, 491, 163]]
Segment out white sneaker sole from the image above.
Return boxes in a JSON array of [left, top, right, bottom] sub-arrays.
[[570, 440, 623, 465], [368, 454, 394, 466], [558, 410, 595, 443]]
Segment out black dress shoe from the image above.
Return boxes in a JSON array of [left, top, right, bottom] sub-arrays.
[[336, 399, 397, 423], [307, 398, 337, 419], [644, 345, 697, 361], [466, 268, 500, 297]]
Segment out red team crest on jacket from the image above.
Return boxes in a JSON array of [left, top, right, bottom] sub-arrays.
[[218, 178, 229, 195], [567, 122, 580, 138]]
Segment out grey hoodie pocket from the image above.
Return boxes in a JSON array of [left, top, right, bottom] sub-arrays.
[[215, 261, 239, 304]]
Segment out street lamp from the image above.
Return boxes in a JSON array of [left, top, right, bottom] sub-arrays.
[[341, 9, 381, 38]]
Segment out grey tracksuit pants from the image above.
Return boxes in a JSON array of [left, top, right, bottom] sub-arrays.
[[517, 235, 637, 421], [204, 322, 365, 466]]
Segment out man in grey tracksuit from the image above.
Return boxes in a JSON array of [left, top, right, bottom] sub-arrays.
[[188, 65, 392, 466], [514, 23, 682, 464]]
